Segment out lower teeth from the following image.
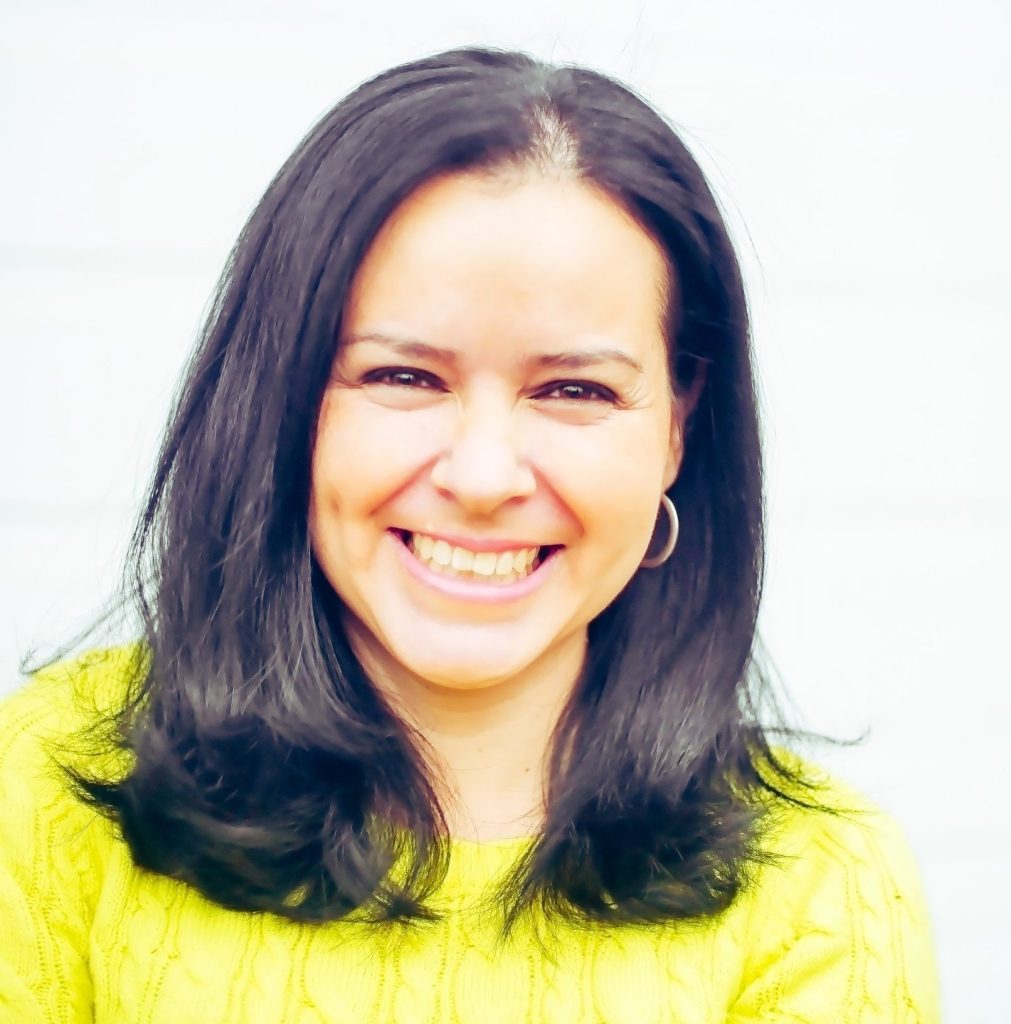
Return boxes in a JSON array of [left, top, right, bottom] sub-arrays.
[[422, 562, 530, 583]]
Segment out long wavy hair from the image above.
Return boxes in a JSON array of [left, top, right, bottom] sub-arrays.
[[63, 46, 829, 934]]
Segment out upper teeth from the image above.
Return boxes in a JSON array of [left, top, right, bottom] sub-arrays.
[[408, 533, 540, 579]]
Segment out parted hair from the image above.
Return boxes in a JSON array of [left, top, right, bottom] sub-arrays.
[[63, 46, 827, 935]]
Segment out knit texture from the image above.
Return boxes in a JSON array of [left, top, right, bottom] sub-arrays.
[[1, 649, 941, 1022]]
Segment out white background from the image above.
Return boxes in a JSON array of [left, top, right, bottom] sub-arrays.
[[2, 1, 1008, 1017]]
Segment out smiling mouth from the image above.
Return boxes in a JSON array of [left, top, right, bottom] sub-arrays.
[[390, 530, 562, 585]]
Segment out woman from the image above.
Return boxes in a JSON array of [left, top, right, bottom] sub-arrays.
[[0, 47, 939, 1021]]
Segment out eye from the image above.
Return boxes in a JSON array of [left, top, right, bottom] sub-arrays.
[[538, 380, 618, 403], [361, 367, 443, 390]]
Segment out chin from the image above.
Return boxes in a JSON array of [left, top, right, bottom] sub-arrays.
[[398, 653, 535, 691]]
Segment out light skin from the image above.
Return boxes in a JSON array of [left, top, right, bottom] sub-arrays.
[[310, 170, 689, 840]]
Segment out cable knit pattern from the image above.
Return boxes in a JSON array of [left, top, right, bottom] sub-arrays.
[[0, 650, 941, 1022]]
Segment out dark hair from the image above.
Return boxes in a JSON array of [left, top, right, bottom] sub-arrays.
[[65, 46, 830, 934]]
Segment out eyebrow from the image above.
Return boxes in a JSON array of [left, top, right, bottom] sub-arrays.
[[341, 331, 646, 375]]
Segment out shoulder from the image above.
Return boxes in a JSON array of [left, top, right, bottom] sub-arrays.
[[0, 643, 143, 836], [1, 644, 144, 754], [727, 753, 940, 1021], [751, 752, 931, 935], [0, 647, 144, 1016], [758, 752, 922, 872]]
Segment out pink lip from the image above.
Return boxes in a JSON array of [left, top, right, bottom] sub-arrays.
[[389, 530, 561, 604], [391, 528, 557, 554]]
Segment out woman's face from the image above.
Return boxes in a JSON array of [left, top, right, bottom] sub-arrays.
[[310, 171, 684, 692]]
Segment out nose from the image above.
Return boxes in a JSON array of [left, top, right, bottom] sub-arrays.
[[429, 396, 536, 514]]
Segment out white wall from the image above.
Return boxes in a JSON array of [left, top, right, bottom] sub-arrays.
[[2, 1, 1008, 1017]]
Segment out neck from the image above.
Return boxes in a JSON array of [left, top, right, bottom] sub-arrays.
[[348, 623, 586, 842]]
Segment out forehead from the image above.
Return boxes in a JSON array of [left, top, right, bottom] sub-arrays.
[[343, 172, 673, 368]]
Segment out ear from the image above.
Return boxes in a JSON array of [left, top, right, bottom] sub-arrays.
[[662, 413, 684, 492], [662, 360, 707, 491]]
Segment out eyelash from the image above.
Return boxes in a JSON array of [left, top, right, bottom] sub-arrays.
[[364, 368, 440, 390], [361, 368, 619, 403]]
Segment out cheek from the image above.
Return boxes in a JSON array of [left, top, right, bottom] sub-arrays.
[[310, 396, 444, 522], [536, 420, 671, 537]]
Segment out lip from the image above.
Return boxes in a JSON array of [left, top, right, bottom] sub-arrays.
[[388, 529, 562, 604], [391, 528, 553, 554]]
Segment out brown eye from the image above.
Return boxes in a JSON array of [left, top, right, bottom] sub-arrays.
[[363, 368, 443, 390], [539, 381, 617, 402]]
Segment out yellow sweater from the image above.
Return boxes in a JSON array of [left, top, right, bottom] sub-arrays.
[[1, 650, 940, 1023]]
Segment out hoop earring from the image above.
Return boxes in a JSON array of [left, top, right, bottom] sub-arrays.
[[640, 494, 679, 569]]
